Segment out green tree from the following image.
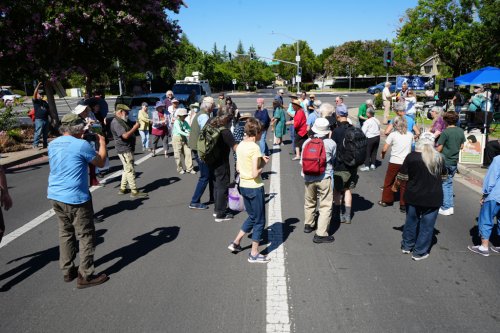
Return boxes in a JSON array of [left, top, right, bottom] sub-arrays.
[[395, 0, 498, 77], [273, 41, 317, 83]]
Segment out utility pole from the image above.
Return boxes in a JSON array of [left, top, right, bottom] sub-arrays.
[[296, 40, 300, 93], [117, 60, 123, 95]]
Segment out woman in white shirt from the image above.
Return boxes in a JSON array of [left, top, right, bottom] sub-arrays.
[[360, 109, 380, 171], [379, 116, 414, 213], [405, 89, 417, 120]]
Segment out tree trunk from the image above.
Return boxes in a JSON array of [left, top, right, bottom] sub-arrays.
[[44, 80, 60, 134], [85, 75, 93, 98]]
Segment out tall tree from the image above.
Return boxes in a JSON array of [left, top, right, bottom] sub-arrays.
[[395, 0, 498, 77], [273, 41, 317, 82], [0, 0, 186, 127], [236, 40, 245, 55]]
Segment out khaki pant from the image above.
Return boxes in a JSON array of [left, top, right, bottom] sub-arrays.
[[172, 135, 193, 172], [51, 199, 95, 278], [304, 177, 333, 237], [383, 100, 391, 124], [118, 152, 137, 191]]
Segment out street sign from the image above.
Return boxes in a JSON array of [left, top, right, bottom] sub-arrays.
[[295, 75, 302, 83], [232, 79, 237, 85], [146, 71, 153, 81], [267, 61, 280, 65], [296, 55, 301, 62]]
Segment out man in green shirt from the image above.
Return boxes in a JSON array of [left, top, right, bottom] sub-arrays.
[[437, 112, 465, 216], [357, 99, 374, 128]]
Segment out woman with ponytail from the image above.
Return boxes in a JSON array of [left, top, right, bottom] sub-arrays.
[[395, 132, 446, 261]]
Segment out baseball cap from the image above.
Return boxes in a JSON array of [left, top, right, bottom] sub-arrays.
[[336, 104, 348, 116], [61, 113, 85, 126]]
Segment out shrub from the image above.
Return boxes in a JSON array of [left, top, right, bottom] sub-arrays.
[[302, 83, 318, 91], [374, 93, 383, 109], [7, 128, 23, 142], [0, 106, 19, 131]]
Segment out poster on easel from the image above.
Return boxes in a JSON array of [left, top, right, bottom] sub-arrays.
[[459, 130, 485, 165]]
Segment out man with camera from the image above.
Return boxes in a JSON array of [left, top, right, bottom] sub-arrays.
[[32, 82, 50, 149], [47, 113, 108, 288]]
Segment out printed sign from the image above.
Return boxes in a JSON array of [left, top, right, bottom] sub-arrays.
[[396, 76, 431, 91], [459, 130, 485, 165]]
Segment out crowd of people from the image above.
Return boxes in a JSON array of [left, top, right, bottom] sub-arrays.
[[2, 84, 499, 290]]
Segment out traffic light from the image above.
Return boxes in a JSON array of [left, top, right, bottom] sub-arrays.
[[384, 48, 393, 67], [250, 52, 254, 60], [228, 53, 232, 61]]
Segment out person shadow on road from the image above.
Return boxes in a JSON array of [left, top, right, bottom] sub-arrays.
[[0, 229, 107, 292], [94, 226, 180, 276]]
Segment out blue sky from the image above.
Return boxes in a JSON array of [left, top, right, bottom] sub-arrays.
[[172, 0, 418, 58]]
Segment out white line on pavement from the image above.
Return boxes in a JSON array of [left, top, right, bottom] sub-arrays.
[[266, 145, 291, 333], [0, 148, 163, 249]]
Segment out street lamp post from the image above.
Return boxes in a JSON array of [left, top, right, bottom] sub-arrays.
[[271, 31, 300, 93]]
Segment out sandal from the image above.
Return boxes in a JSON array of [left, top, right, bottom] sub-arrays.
[[378, 201, 389, 207], [291, 156, 300, 161]]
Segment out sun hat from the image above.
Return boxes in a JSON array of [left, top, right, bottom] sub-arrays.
[[288, 94, 298, 99], [239, 112, 253, 120], [335, 104, 348, 116], [419, 132, 435, 144], [278, 89, 284, 94], [115, 104, 130, 112], [313, 99, 322, 108], [203, 96, 214, 104], [155, 101, 165, 109], [176, 108, 188, 116], [61, 113, 85, 126], [189, 102, 200, 109], [291, 99, 302, 108], [309, 93, 316, 98], [311, 118, 331, 135], [73, 104, 89, 115], [172, 99, 179, 104]]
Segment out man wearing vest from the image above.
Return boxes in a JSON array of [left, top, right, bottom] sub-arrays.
[[301, 108, 337, 244], [188, 96, 215, 209]]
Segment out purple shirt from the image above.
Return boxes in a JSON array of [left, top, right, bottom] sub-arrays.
[[431, 117, 446, 134]]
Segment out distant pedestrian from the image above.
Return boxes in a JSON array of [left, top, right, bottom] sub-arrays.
[[48, 113, 109, 288], [32, 82, 49, 149], [292, 99, 308, 161], [301, 117, 336, 243], [138, 102, 151, 151], [208, 108, 238, 222], [359, 108, 380, 171], [164, 90, 174, 109], [404, 90, 417, 120], [216, 92, 225, 116], [437, 112, 465, 216], [398, 133, 445, 261], [357, 99, 374, 128], [332, 104, 359, 224], [429, 106, 446, 141], [306, 99, 322, 133], [187, 102, 199, 126], [0, 166, 13, 244], [151, 101, 170, 158], [228, 118, 271, 263], [468, 155, 500, 256], [110, 104, 148, 198], [382, 82, 394, 124], [379, 116, 413, 213], [271, 100, 287, 145], [188, 97, 215, 210], [274, 88, 284, 108], [254, 98, 270, 155], [171, 108, 194, 174], [286, 94, 297, 151]]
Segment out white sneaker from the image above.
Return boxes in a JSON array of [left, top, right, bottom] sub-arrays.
[[438, 207, 454, 216], [370, 164, 376, 170], [179, 170, 185, 175], [359, 166, 370, 172]]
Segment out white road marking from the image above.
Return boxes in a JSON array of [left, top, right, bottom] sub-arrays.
[[0, 148, 163, 249], [266, 145, 291, 333]]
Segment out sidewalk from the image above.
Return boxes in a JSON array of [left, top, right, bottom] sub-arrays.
[[347, 107, 486, 194], [0, 146, 48, 170]]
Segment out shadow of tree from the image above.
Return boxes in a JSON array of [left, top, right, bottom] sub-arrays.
[[95, 227, 179, 276], [0, 229, 107, 292]]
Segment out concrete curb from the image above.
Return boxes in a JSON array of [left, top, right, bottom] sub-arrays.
[[1, 151, 48, 170]]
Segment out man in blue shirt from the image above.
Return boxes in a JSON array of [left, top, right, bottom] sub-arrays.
[[48, 113, 109, 289], [384, 102, 421, 137], [468, 155, 500, 256]]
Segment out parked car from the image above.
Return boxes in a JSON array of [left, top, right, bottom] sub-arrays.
[[367, 81, 396, 94], [128, 93, 166, 124], [0, 89, 22, 103], [172, 80, 211, 105], [114, 95, 133, 110]]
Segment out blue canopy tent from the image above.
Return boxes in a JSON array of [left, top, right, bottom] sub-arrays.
[[455, 66, 500, 141], [455, 66, 500, 85]]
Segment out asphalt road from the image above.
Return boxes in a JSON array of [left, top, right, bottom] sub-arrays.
[[1, 92, 499, 332]]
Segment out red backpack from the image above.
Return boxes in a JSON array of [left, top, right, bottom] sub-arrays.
[[302, 138, 326, 176]]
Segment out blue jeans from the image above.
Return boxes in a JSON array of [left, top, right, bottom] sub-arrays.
[[442, 165, 457, 209], [401, 205, 439, 256], [139, 130, 149, 149], [258, 129, 269, 155], [289, 124, 295, 150], [190, 151, 214, 204], [478, 200, 500, 240], [240, 186, 266, 242], [33, 119, 48, 147]]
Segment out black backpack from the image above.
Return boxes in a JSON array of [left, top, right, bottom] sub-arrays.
[[340, 125, 367, 167]]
